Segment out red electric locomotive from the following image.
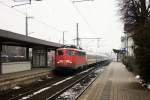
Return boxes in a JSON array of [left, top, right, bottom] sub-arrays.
[[55, 45, 87, 70]]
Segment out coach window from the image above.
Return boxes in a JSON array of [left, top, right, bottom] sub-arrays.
[[79, 52, 82, 56], [57, 50, 63, 55], [76, 51, 80, 56], [78, 52, 85, 56], [67, 50, 73, 56], [77, 51, 81, 56], [81, 52, 85, 56], [82, 52, 86, 56]]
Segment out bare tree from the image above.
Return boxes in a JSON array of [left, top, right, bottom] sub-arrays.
[[118, 0, 150, 81], [120, 0, 150, 32]]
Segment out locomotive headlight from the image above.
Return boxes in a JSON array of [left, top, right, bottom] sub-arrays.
[[57, 60, 63, 64], [66, 60, 72, 64], [57, 61, 60, 64], [69, 61, 72, 64]]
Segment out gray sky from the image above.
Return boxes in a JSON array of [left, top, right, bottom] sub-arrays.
[[0, 0, 124, 54]]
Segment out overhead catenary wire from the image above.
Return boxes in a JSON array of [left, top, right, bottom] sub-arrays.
[[0, 0, 63, 33], [69, 0, 97, 35], [1, 0, 96, 34], [72, 0, 94, 3], [0, 1, 26, 16], [33, 18, 63, 32]]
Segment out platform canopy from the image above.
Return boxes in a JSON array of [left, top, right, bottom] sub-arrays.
[[113, 49, 126, 54], [0, 29, 62, 49]]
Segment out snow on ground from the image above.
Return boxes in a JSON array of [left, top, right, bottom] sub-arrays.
[[46, 76, 52, 79], [38, 79, 43, 82], [147, 84, 150, 90], [13, 86, 21, 90], [135, 75, 140, 79], [19, 95, 32, 100], [78, 68, 93, 75], [95, 68, 104, 73]]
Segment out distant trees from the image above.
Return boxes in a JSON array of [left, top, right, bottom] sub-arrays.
[[118, 0, 150, 82]]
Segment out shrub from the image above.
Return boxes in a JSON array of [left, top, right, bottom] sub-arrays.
[[122, 55, 140, 74]]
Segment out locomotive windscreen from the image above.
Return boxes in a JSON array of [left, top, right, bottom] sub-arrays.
[[67, 50, 74, 56], [57, 50, 63, 55]]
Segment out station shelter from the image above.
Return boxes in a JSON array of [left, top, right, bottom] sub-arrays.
[[0, 29, 62, 74]]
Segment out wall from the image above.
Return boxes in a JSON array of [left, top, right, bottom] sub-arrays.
[[2, 61, 31, 74]]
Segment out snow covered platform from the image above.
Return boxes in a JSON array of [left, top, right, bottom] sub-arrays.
[[78, 62, 150, 100]]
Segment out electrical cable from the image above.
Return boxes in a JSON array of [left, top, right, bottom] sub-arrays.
[[0, 0, 63, 32], [69, 0, 97, 35]]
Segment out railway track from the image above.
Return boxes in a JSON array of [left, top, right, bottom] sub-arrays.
[[0, 60, 110, 100], [48, 66, 105, 100], [1, 66, 97, 100], [20, 67, 98, 100]]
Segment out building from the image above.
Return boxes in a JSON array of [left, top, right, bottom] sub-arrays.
[[121, 34, 134, 56]]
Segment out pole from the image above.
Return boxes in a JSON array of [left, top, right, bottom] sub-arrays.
[[25, 16, 33, 60], [25, 15, 29, 60], [63, 31, 65, 45], [25, 15, 28, 36], [126, 35, 128, 56], [25, 16, 33, 36], [76, 23, 79, 47], [29, 0, 31, 4], [0, 43, 2, 74]]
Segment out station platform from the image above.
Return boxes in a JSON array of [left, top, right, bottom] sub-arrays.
[[0, 68, 52, 91], [78, 62, 150, 100]]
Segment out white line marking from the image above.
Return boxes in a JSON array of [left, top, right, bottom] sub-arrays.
[[53, 77, 73, 86], [19, 77, 73, 100]]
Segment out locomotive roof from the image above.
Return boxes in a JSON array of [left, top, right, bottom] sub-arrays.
[[57, 47, 85, 52]]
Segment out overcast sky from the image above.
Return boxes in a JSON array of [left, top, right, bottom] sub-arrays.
[[0, 0, 124, 55]]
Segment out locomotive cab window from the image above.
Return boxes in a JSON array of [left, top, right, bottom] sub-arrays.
[[76, 51, 86, 56], [67, 50, 74, 56], [57, 50, 63, 55]]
